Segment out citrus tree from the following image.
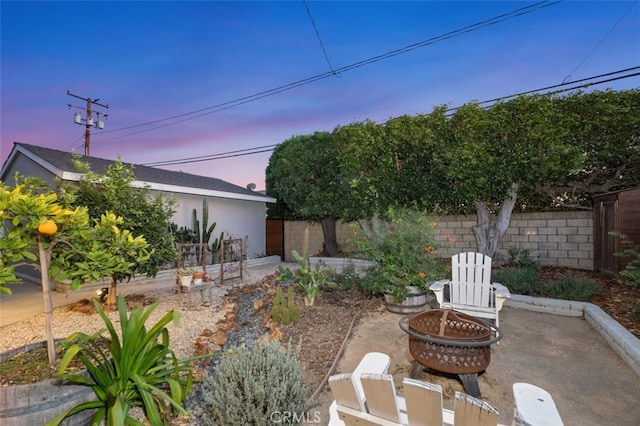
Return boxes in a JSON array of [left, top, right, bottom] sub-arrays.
[[0, 176, 150, 364], [59, 157, 177, 305]]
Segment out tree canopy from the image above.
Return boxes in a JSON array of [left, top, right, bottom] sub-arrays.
[[266, 131, 347, 255], [0, 176, 151, 363], [58, 158, 177, 303], [266, 89, 639, 257]]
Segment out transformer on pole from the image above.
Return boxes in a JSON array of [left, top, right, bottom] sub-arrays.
[[66, 90, 109, 156]]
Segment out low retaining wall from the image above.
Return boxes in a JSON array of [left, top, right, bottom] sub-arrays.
[[506, 295, 640, 378], [309, 257, 376, 275]]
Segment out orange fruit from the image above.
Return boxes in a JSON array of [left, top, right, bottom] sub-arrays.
[[38, 219, 58, 235]]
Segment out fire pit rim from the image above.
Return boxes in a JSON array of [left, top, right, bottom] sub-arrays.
[[398, 310, 503, 347]]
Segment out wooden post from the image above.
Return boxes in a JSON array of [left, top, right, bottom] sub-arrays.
[[37, 234, 56, 365]]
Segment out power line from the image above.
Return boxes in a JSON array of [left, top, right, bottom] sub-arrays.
[[562, 1, 638, 83], [302, 0, 338, 76], [143, 144, 279, 166], [142, 67, 640, 168], [459, 65, 640, 111], [94, 0, 562, 144]]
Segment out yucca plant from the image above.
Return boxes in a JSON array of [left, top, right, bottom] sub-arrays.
[[46, 295, 196, 426]]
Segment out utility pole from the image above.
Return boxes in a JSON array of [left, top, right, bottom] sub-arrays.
[[66, 90, 109, 156]]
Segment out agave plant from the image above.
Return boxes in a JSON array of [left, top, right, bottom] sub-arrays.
[[46, 295, 196, 426]]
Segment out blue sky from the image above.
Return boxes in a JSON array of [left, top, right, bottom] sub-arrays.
[[1, 1, 639, 189]]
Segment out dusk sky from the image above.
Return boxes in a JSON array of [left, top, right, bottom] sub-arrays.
[[1, 1, 639, 190]]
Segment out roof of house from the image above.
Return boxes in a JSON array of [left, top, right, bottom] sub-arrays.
[[1, 142, 276, 203]]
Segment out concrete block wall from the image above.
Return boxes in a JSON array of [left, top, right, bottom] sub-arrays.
[[284, 221, 357, 260], [283, 211, 594, 270], [430, 211, 594, 269]]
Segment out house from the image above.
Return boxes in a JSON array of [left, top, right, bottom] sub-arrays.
[[0, 142, 277, 260]]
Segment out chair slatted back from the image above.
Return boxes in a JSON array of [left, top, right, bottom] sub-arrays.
[[360, 373, 402, 423], [403, 378, 451, 426], [453, 391, 499, 426], [450, 252, 494, 309], [329, 373, 365, 412]]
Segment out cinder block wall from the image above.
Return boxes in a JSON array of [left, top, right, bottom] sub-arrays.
[[430, 211, 593, 269], [284, 211, 593, 270]]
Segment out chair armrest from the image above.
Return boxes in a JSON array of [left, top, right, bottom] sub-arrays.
[[429, 279, 449, 291], [513, 383, 563, 426], [492, 282, 511, 298], [429, 280, 449, 306], [492, 282, 511, 311]]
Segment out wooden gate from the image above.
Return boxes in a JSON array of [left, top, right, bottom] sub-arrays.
[[594, 196, 618, 275], [594, 187, 640, 276], [266, 219, 284, 259]]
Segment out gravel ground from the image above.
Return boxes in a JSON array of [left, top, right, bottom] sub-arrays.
[[0, 275, 274, 425], [0, 285, 231, 360]]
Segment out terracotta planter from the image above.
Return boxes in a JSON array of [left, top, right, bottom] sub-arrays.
[[192, 271, 205, 286]]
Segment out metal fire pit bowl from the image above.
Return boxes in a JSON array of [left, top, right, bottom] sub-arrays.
[[399, 308, 502, 397]]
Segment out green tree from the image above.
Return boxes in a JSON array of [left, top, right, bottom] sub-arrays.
[[438, 94, 583, 256], [266, 131, 347, 256], [0, 176, 150, 364], [334, 112, 449, 218], [534, 89, 640, 208], [60, 157, 177, 304]]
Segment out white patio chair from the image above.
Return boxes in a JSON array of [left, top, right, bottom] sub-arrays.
[[429, 252, 511, 327]]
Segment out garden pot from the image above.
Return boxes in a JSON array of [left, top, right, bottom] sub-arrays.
[[180, 275, 192, 290], [383, 286, 428, 314], [0, 342, 96, 425]]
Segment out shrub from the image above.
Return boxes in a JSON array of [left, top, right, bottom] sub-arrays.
[[493, 267, 541, 295], [542, 274, 601, 301], [277, 250, 337, 306], [506, 246, 540, 269], [348, 208, 447, 302], [200, 339, 308, 426], [48, 295, 196, 426], [326, 262, 361, 290], [612, 232, 640, 291]]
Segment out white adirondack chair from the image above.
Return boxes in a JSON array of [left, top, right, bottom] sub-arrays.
[[328, 352, 391, 426], [328, 372, 564, 426], [329, 372, 503, 426], [429, 252, 511, 327]]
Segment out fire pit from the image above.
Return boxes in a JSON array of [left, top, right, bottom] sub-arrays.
[[399, 308, 502, 397]]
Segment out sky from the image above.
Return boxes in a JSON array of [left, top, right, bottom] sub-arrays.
[[1, 1, 639, 190]]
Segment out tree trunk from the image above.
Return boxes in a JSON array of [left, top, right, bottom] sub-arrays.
[[106, 279, 118, 306], [320, 218, 340, 256], [37, 236, 56, 365], [472, 182, 519, 258]]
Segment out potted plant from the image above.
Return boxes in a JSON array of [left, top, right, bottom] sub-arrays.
[[192, 270, 205, 285], [349, 208, 448, 312], [177, 267, 194, 289]]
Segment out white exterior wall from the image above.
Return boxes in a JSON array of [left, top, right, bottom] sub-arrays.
[[1, 151, 271, 261], [168, 192, 268, 259]]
